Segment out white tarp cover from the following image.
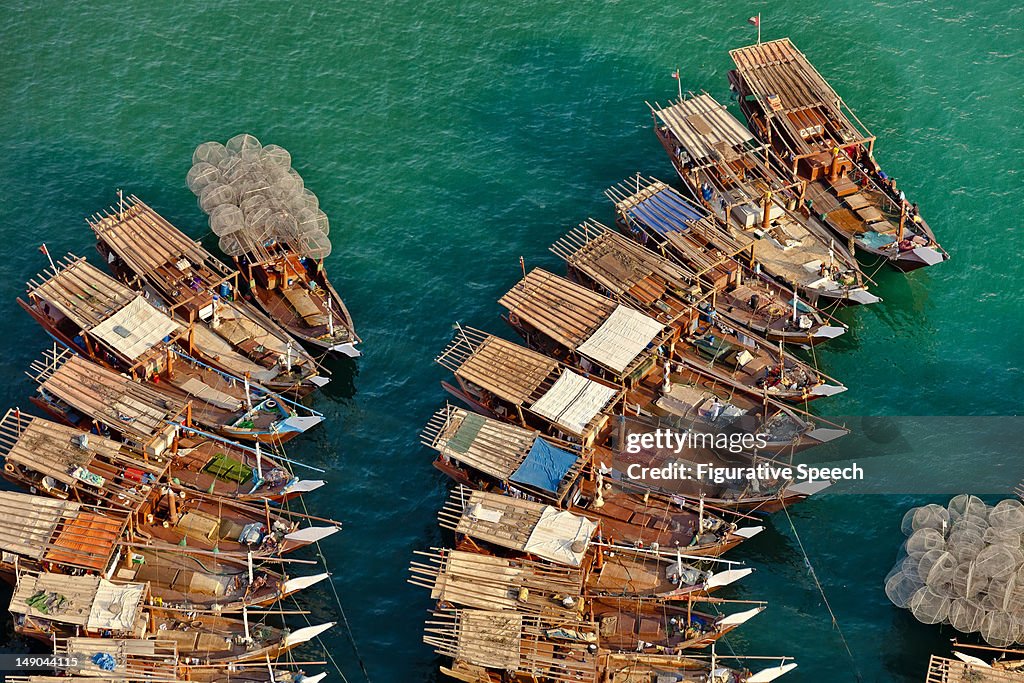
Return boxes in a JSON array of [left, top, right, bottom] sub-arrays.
[[88, 579, 145, 631], [576, 304, 663, 373], [89, 296, 181, 361], [530, 371, 617, 435], [522, 506, 597, 567]]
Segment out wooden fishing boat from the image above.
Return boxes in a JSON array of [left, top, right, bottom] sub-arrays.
[[425, 407, 764, 553], [0, 407, 324, 505], [608, 174, 877, 306], [411, 545, 754, 612], [646, 92, 877, 305], [9, 571, 334, 665], [426, 391, 836, 516], [551, 219, 846, 346], [0, 410, 336, 559], [121, 547, 329, 611], [600, 413, 834, 515], [411, 548, 762, 654], [87, 195, 328, 396], [26, 346, 322, 446], [235, 248, 360, 358], [436, 325, 626, 448], [19, 637, 329, 683], [728, 38, 947, 271], [601, 652, 798, 683], [589, 596, 763, 653], [19, 257, 324, 443], [426, 608, 797, 683], [499, 268, 845, 404]]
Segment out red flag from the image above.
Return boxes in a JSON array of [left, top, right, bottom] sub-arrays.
[[39, 244, 49, 257], [671, 70, 680, 80], [748, 15, 760, 26]]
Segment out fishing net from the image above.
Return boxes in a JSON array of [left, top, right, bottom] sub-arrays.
[[189, 135, 332, 261], [885, 495, 1024, 645]]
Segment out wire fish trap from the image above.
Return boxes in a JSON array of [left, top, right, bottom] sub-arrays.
[[189, 135, 332, 262], [885, 495, 1024, 647]]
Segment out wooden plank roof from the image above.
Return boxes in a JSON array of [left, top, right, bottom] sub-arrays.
[[435, 327, 622, 438], [499, 268, 617, 349], [28, 347, 184, 443], [27, 255, 139, 330], [925, 655, 1024, 682], [650, 92, 756, 164], [729, 38, 873, 155], [56, 637, 180, 679], [0, 491, 126, 571], [435, 326, 559, 406], [423, 609, 598, 683], [422, 404, 539, 480], [607, 176, 753, 274], [550, 219, 700, 315], [87, 195, 231, 286], [10, 571, 147, 631], [439, 488, 545, 554], [410, 547, 584, 618], [0, 409, 168, 513], [421, 404, 587, 504]]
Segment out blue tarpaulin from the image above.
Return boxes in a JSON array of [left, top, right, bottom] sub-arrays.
[[625, 187, 705, 235], [509, 438, 578, 493]]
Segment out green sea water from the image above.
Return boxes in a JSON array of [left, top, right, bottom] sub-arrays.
[[0, 1, 1022, 681]]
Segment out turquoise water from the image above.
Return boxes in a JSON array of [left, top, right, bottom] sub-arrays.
[[0, 2, 1022, 681]]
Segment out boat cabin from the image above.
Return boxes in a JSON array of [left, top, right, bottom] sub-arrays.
[[435, 326, 624, 448], [499, 268, 674, 386]]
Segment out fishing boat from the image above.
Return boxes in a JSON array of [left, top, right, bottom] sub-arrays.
[[19, 256, 324, 443], [27, 346, 322, 446], [87, 194, 327, 396], [9, 570, 334, 665], [0, 407, 324, 505], [589, 596, 764, 653], [646, 93, 878, 302], [728, 38, 947, 271], [436, 325, 625, 448], [411, 549, 762, 654], [604, 413, 834, 514], [0, 411, 338, 560], [26, 637, 328, 682], [425, 608, 796, 683], [412, 545, 753, 611], [551, 219, 846, 346], [187, 136, 360, 358], [499, 268, 845, 404], [608, 174, 876, 306], [425, 406, 764, 551]]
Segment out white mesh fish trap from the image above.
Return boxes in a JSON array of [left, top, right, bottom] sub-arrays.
[[885, 495, 1024, 646], [190, 135, 332, 262]]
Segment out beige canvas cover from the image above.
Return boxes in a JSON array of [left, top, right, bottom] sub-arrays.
[[530, 370, 616, 435], [89, 296, 181, 361], [576, 304, 663, 373]]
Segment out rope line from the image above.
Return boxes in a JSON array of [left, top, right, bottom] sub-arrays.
[[780, 501, 862, 681]]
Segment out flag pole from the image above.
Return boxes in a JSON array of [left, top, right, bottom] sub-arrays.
[[757, 13, 762, 44], [40, 244, 56, 272], [676, 66, 683, 100]]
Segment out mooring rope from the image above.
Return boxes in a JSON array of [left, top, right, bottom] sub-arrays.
[[780, 500, 862, 681], [282, 440, 373, 683]]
